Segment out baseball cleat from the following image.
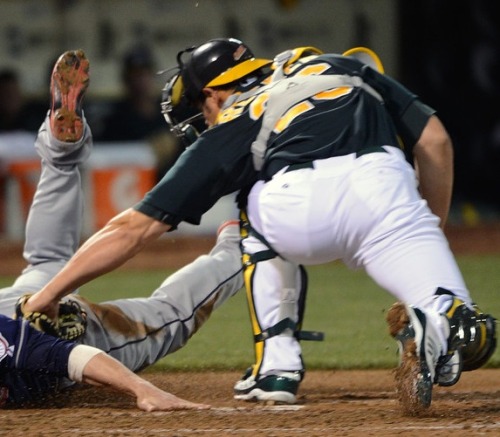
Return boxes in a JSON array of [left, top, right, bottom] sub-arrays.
[[386, 302, 442, 415], [50, 49, 89, 142], [233, 370, 301, 404], [435, 349, 462, 387]]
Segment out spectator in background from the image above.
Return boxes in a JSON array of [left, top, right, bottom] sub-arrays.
[[0, 69, 45, 133], [95, 45, 183, 180]]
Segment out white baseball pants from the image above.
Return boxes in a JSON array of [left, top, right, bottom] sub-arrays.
[[245, 146, 471, 373]]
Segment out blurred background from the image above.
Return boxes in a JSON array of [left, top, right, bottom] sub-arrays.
[[0, 0, 498, 240]]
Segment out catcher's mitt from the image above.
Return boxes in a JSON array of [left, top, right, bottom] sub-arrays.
[[57, 299, 88, 340], [14, 294, 87, 341]]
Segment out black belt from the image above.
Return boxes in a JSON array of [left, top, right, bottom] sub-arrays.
[[356, 146, 388, 157], [284, 161, 315, 173], [283, 147, 388, 175]]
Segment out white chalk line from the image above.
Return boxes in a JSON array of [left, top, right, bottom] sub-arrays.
[[64, 408, 500, 435], [65, 422, 500, 435]]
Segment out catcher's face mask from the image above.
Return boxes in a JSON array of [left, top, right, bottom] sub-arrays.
[[161, 71, 204, 147], [160, 39, 271, 147], [159, 47, 206, 147]]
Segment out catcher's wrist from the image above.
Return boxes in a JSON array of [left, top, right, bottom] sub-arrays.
[[21, 293, 59, 320]]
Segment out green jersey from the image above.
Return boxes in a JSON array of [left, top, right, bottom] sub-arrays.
[[135, 53, 434, 228]]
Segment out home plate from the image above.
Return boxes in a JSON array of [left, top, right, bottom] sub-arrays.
[[213, 405, 304, 412], [262, 404, 304, 411]]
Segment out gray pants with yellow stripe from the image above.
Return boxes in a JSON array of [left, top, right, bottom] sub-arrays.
[[0, 115, 244, 372]]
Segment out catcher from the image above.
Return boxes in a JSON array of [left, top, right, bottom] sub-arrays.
[[0, 50, 243, 407], [17, 43, 497, 414]]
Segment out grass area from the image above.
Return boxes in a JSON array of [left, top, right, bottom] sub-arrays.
[[1, 254, 499, 371]]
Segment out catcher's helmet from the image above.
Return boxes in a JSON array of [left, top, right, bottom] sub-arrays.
[[161, 38, 271, 146], [180, 38, 272, 104]]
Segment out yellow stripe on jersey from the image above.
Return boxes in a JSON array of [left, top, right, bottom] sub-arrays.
[[274, 101, 314, 134], [314, 86, 352, 100]]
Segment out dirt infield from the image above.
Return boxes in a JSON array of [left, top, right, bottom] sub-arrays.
[[1, 369, 499, 436], [1, 225, 499, 435]]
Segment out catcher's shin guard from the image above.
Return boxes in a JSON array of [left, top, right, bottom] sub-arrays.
[[444, 298, 497, 372], [241, 252, 301, 377], [239, 211, 322, 380], [433, 289, 496, 386]]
